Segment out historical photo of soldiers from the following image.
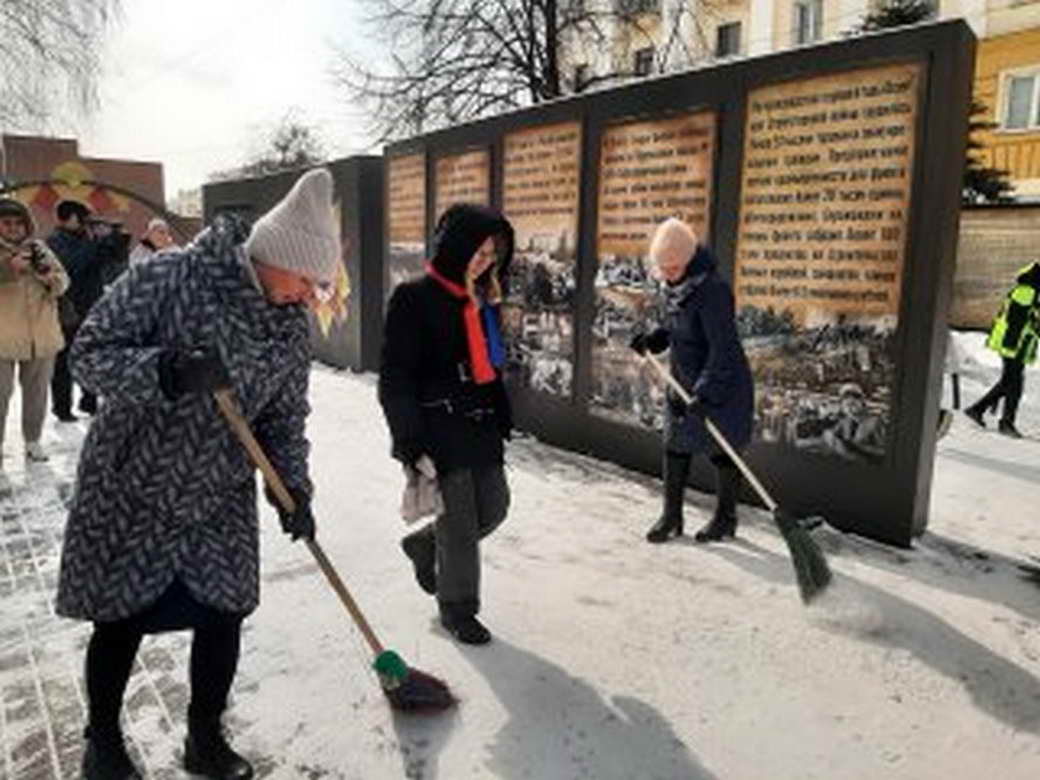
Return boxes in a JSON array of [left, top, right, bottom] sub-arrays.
[[501, 228, 576, 396], [590, 250, 670, 429], [741, 305, 893, 464]]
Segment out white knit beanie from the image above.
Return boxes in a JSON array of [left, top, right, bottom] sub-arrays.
[[244, 168, 341, 284]]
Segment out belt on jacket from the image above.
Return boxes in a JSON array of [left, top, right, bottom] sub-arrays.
[[419, 397, 496, 421]]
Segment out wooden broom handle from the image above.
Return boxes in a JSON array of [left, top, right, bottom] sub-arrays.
[[213, 389, 385, 655], [644, 353, 779, 512]]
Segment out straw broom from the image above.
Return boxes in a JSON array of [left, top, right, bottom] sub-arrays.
[[644, 354, 833, 603], [214, 389, 456, 712]]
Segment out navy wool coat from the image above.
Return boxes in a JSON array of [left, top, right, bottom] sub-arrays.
[[55, 219, 313, 622], [661, 251, 754, 456]]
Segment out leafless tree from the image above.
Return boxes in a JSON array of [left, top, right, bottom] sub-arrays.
[[0, 0, 121, 129], [332, 0, 717, 142], [208, 113, 328, 182]]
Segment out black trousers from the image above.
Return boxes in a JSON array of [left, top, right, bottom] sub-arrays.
[[414, 465, 509, 621], [85, 580, 246, 739], [973, 357, 1025, 424], [51, 326, 97, 415]]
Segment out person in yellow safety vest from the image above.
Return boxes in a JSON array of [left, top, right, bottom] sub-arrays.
[[964, 261, 1040, 438]]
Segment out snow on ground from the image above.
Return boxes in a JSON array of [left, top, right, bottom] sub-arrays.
[[2, 330, 1039, 778]]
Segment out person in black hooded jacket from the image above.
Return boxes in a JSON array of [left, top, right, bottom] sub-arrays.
[[379, 203, 515, 645]]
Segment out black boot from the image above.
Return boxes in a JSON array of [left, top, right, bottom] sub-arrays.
[[81, 727, 141, 780], [695, 463, 740, 543], [964, 404, 986, 429], [183, 719, 253, 779], [999, 419, 1024, 439], [440, 600, 491, 645], [647, 452, 691, 543], [401, 525, 437, 595]]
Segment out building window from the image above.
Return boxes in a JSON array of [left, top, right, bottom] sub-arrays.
[[793, 0, 823, 45], [574, 63, 589, 93], [1002, 70, 1040, 130], [634, 47, 654, 77], [716, 22, 742, 58]]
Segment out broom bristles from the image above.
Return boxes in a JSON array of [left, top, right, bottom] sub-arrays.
[[774, 509, 833, 603], [384, 667, 457, 712], [374, 650, 456, 713]]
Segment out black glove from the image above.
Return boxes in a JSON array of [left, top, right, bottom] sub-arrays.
[[686, 394, 708, 420], [393, 439, 425, 469], [629, 328, 669, 356], [666, 388, 687, 417], [159, 349, 231, 399], [265, 484, 316, 541]]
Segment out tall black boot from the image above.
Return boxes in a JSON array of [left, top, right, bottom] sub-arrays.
[[183, 717, 253, 779], [695, 462, 740, 543], [81, 726, 141, 780], [647, 452, 691, 543]]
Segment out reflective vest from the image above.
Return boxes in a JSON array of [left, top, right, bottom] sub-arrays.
[[987, 269, 1039, 365]]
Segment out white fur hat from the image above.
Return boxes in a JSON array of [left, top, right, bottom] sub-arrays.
[[244, 168, 341, 284]]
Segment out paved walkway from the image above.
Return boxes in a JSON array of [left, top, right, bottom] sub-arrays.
[[1, 404, 195, 780]]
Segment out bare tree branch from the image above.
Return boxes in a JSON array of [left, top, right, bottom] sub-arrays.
[[0, 0, 121, 131], [207, 112, 327, 183], [331, 0, 715, 142]]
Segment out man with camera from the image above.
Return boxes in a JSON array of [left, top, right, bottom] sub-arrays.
[[0, 198, 70, 465], [46, 200, 130, 420]]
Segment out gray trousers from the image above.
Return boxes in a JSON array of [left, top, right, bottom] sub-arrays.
[[424, 465, 510, 618], [0, 357, 55, 450]]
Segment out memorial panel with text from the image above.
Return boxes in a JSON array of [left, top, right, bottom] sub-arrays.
[[433, 149, 491, 221], [734, 63, 920, 466], [590, 111, 717, 428], [386, 152, 427, 298]]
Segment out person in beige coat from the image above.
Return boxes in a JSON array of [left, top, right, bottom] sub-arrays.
[[0, 198, 70, 464]]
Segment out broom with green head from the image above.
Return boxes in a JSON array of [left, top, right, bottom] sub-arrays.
[[644, 354, 833, 603], [214, 389, 456, 713]]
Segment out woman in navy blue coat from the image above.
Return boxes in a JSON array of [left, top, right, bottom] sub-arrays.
[[630, 218, 754, 543]]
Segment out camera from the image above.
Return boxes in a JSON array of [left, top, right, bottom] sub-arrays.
[[27, 242, 49, 274]]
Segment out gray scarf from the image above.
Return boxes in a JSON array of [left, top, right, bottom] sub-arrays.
[[663, 270, 708, 315]]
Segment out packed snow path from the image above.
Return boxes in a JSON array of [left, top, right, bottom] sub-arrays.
[[1, 332, 1038, 779]]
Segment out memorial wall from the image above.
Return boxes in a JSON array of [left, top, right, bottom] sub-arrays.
[[382, 21, 975, 544]]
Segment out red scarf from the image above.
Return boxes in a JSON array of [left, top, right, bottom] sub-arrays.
[[426, 262, 496, 384]]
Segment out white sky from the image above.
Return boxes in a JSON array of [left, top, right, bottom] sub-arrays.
[[78, 0, 380, 201]]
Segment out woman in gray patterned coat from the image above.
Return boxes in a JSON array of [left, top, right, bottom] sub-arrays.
[[56, 169, 341, 780], [630, 218, 754, 544]]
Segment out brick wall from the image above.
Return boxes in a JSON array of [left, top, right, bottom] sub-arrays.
[[0, 134, 186, 245]]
